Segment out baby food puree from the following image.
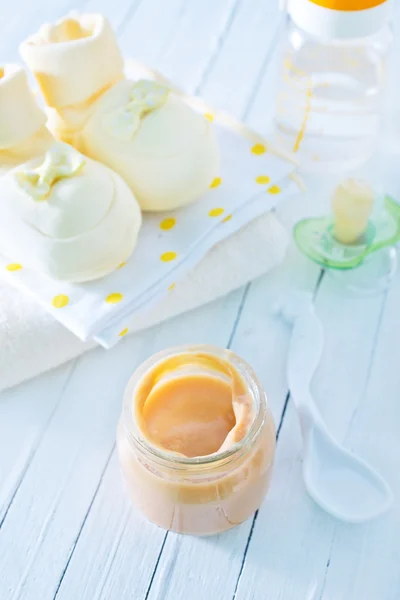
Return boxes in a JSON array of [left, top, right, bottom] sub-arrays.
[[117, 345, 276, 535]]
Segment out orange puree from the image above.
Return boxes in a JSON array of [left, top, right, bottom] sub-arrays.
[[134, 353, 256, 458], [117, 346, 276, 535], [141, 374, 236, 457]]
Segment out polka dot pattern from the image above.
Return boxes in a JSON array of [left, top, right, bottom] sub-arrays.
[[222, 214, 232, 223], [161, 251, 177, 262], [52, 294, 69, 309], [267, 185, 281, 195], [256, 175, 271, 184], [209, 177, 222, 188], [209, 208, 224, 217], [106, 293, 123, 304], [251, 143, 266, 155], [160, 217, 176, 231], [119, 327, 129, 337], [6, 263, 23, 271]]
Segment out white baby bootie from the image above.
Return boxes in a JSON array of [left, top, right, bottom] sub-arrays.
[[0, 65, 53, 174], [20, 13, 220, 212], [0, 141, 142, 282]]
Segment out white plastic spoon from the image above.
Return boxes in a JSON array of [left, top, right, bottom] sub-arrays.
[[277, 292, 393, 523]]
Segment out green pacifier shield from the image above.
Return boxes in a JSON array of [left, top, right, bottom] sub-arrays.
[[294, 196, 400, 270]]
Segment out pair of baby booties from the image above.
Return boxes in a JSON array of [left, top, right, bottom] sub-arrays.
[[0, 13, 219, 282]]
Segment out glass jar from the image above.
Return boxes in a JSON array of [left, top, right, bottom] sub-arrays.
[[117, 344, 276, 536], [275, 3, 392, 171]]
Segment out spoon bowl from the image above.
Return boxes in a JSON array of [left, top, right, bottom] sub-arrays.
[[303, 424, 394, 523]]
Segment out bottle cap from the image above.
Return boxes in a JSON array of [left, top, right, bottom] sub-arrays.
[[288, 0, 392, 39]]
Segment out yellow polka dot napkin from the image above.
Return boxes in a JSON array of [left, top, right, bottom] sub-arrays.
[[0, 120, 299, 349]]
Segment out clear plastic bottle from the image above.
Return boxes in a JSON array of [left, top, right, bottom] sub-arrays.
[[275, 0, 393, 172]]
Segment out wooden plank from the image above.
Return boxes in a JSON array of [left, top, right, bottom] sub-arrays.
[[199, 0, 283, 119], [53, 452, 166, 600], [117, 0, 240, 93], [82, 0, 143, 34], [0, 330, 160, 600], [140, 0, 242, 94], [117, 0, 191, 70], [0, 363, 75, 525], [242, 10, 288, 136], [318, 271, 400, 600], [234, 273, 391, 599]]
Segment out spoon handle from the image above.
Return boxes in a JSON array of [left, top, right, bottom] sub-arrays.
[[287, 305, 328, 437]]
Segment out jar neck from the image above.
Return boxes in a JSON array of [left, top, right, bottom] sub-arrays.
[[121, 345, 268, 473]]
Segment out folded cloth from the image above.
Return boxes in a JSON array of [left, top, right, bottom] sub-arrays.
[[0, 118, 297, 349], [0, 211, 289, 392]]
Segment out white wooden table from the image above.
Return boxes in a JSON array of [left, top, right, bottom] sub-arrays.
[[1, 1, 400, 599]]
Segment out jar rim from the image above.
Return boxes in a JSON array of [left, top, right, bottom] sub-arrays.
[[121, 344, 268, 470]]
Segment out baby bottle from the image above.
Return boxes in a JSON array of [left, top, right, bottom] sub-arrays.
[[275, 0, 393, 171]]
